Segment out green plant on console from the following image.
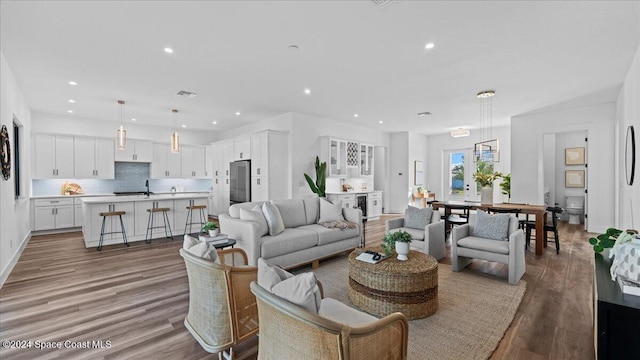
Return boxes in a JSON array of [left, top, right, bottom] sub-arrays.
[[304, 156, 327, 197], [500, 173, 511, 197], [202, 221, 218, 232], [381, 231, 413, 256], [589, 228, 638, 253]]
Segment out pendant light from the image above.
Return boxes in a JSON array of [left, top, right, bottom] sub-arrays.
[[116, 100, 127, 150], [171, 109, 180, 153], [474, 90, 500, 162]]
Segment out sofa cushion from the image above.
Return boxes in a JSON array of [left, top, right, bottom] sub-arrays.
[[257, 258, 294, 290], [472, 210, 510, 241], [404, 205, 432, 230], [319, 298, 377, 326], [457, 236, 510, 254], [260, 228, 319, 259], [272, 272, 322, 314], [298, 224, 360, 246], [389, 227, 425, 241], [183, 234, 218, 262], [271, 199, 307, 228], [229, 201, 266, 218], [239, 206, 269, 237], [318, 198, 345, 224], [303, 197, 320, 225], [262, 202, 285, 236]]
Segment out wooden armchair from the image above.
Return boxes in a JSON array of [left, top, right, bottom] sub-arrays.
[[180, 248, 259, 360], [250, 281, 408, 360]]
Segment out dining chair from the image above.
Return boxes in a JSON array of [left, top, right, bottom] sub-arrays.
[[444, 204, 471, 235], [525, 206, 562, 254]]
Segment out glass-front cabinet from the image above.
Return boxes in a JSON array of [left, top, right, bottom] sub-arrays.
[[324, 137, 375, 178], [329, 138, 348, 177], [360, 143, 374, 176]]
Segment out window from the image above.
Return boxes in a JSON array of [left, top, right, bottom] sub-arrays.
[[13, 121, 21, 198], [449, 151, 464, 195]]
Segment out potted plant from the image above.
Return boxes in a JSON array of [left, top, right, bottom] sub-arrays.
[[472, 160, 502, 204], [415, 186, 425, 198], [304, 156, 327, 197], [500, 173, 511, 203], [202, 221, 219, 237], [382, 231, 413, 261]]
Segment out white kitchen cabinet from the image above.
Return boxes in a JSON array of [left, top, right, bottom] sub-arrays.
[[32, 198, 75, 230], [32, 134, 74, 179], [181, 145, 207, 179], [249, 130, 288, 202], [74, 137, 115, 179], [321, 138, 348, 178], [151, 143, 182, 178], [114, 139, 153, 162], [211, 140, 232, 178], [173, 198, 209, 234], [86, 202, 134, 242], [205, 145, 214, 178], [74, 204, 83, 227], [360, 143, 374, 176], [133, 199, 175, 237], [212, 177, 231, 216], [233, 136, 251, 160], [327, 194, 356, 210], [367, 191, 383, 219]]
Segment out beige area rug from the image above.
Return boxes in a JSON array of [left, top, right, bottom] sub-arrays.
[[296, 256, 526, 360]]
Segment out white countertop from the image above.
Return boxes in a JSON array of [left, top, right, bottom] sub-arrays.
[[325, 190, 383, 194], [31, 191, 211, 200], [80, 193, 210, 204]]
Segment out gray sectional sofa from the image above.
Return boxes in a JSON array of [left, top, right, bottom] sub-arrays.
[[218, 198, 362, 268]]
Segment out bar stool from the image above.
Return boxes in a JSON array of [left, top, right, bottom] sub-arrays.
[[98, 211, 128, 251], [145, 207, 173, 243], [184, 204, 207, 236]]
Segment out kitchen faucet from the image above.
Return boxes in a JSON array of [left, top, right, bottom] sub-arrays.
[[145, 179, 150, 196]]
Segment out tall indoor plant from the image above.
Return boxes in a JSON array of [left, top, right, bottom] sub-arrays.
[[473, 160, 502, 204], [500, 173, 511, 203], [304, 156, 327, 198]]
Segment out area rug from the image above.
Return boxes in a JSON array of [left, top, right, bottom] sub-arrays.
[[297, 256, 526, 360]]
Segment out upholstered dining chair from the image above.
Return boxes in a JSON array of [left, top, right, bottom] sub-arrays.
[[451, 211, 525, 285], [444, 204, 471, 235], [180, 247, 259, 360]]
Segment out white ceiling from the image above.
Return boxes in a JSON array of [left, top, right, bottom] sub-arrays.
[[1, 1, 639, 135]]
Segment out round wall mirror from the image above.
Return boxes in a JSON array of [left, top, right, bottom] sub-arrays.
[[626, 125, 635, 186]]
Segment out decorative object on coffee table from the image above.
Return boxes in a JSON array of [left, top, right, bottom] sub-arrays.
[[202, 221, 219, 236], [348, 248, 438, 319], [382, 230, 412, 261]]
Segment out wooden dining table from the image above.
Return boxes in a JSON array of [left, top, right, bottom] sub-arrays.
[[432, 201, 548, 255]]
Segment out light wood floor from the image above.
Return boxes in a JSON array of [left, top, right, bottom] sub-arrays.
[[0, 215, 595, 359]]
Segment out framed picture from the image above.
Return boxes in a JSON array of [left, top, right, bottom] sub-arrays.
[[565, 170, 585, 188], [565, 147, 585, 165], [414, 160, 423, 186]]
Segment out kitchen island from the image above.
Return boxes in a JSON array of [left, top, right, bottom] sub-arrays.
[[81, 193, 208, 248]]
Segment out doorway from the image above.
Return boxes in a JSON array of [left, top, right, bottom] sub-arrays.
[[443, 148, 485, 202]]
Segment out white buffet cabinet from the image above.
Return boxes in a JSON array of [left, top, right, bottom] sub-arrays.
[[81, 193, 208, 248], [326, 191, 382, 220]]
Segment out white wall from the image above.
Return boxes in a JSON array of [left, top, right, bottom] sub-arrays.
[[543, 134, 556, 206], [0, 52, 32, 287], [554, 131, 588, 221], [616, 41, 640, 230], [388, 132, 409, 213], [511, 103, 616, 233], [32, 111, 217, 145]]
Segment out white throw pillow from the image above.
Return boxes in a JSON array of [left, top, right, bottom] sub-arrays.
[[183, 234, 218, 262], [318, 198, 345, 224], [262, 202, 285, 236], [240, 206, 269, 237], [257, 258, 321, 314], [257, 258, 294, 290]]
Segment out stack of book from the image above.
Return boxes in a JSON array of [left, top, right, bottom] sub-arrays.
[[200, 233, 229, 245], [617, 275, 640, 297]]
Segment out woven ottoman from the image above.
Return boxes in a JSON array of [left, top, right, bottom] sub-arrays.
[[348, 248, 438, 319]]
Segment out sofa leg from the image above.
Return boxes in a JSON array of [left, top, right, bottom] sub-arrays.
[[312, 260, 319, 269]]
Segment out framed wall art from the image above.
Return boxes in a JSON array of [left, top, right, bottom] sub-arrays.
[[565, 147, 585, 165], [414, 160, 423, 186], [565, 170, 585, 188]]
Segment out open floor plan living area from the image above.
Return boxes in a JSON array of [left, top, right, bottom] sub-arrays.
[[1, 1, 639, 359]]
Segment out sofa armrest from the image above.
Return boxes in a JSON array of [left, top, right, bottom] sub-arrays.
[[386, 217, 405, 232], [451, 224, 470, 249], [508, 228, 525, 253], [425, 220, 445, 244], [219, 214, 263, 266], [343, 207, 362, 226]]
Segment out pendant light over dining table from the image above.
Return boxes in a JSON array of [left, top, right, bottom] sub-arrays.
[[115, 100, 127, 150], [171, 109, 180, 153], [474, 90, 500, 162]]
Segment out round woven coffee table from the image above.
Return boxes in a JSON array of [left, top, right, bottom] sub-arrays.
[[348, 248, 438, 320]]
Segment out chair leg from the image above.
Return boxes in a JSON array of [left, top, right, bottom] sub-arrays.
[[119, 214, 129, 247], [145, 210, 153, 244], [184, 208, 191, 236], [98, 216, 106, 251], [164, 211, 173, 239], [554, 228, 560, 254]]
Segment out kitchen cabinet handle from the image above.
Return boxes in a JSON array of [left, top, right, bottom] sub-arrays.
[[240, 152, 243, 158], [257, 178, 261, 185], [226, 179, 229, 184], [215, 170, 218, 176], [55, 208, 58, 215], [257, 168, 261, 175], [53, 169, 55, 176], [226, 170, 229, 176]]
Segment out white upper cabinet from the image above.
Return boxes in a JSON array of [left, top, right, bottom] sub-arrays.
[[151, 143, 182, 178], [211, 140, 233, 178], [359, 143, 374, 176], [322, 138, 347, 178], [233, 136, 251, 161], [33, 134, 74, 179], [205, 145, 213, 178], [250, 132, 268, 177], [114, 139, 153, 162], [181, 145, 207, 179], [74, 137, 115, 179]]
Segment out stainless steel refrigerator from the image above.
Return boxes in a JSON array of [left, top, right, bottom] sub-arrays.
[[230, 160, 251, 204]]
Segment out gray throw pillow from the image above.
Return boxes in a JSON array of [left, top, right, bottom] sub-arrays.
[[239, 205, 269, 237], [472, 210, 510, 241], [404, 205, 433, 230], [262, 202, 285, 236]]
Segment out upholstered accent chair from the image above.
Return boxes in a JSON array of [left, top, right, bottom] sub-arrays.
[[250, 281, 409, 360], [451, 212, 525, 285], [386, 207, 445, 260], [180, 248, 259, 360]]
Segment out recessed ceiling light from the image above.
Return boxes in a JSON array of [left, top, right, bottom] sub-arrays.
[[68, 81, 77, 86], [67, 110, 74, 114], [181, 124, 186, 128], [354, 114, 359, 118], [379, 121, 383, 124], [164, 47, 174, 54], [212, 121, 217, 125], [235, 112, 241, 116], [288, 45, 300, 51], [131, 118, 136, 122], [68, 99, 76, 103], [425, 43, 435, 49], [417, 111, 432, 116], [304, 88, 311, 95]]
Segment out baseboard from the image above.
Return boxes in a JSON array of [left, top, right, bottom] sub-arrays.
[[0, 231, 31, 289]]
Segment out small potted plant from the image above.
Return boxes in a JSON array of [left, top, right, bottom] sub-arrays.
[[202, 221, 219, 237], [382, 231, 413, 261]]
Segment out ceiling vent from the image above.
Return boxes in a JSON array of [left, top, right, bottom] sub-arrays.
[[176, 90, 197, 98], [370, 0, 398, 9]]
